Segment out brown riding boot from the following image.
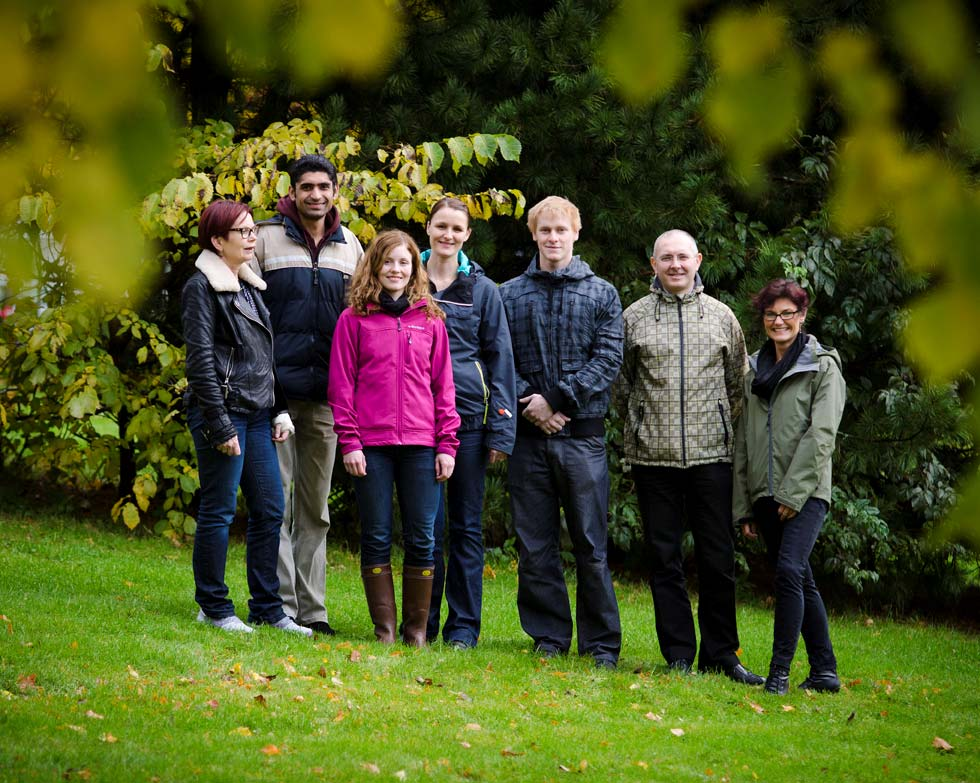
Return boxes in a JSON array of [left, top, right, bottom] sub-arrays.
[[401, 565, 434, 647], [361, 564, 397, 644]]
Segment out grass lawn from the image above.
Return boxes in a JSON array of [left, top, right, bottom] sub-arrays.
[[1, 507, 977, 783]]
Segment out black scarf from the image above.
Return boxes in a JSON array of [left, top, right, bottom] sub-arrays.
[[378, 292, 411, 315], [751, 331, 807, 401]]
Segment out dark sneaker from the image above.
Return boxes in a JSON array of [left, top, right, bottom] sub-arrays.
[[303, 621, 337, 636], [798, 671, 841, 692], [668, 658, 693, 674]]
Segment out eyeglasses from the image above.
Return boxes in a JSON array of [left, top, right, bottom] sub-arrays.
[[229, 227, 258, 239], [763, 309, 800, 323]]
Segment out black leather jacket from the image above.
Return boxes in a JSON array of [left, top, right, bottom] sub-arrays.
[[181, 251, 285, 447]]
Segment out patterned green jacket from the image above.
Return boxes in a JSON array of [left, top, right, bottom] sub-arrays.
[[613, 276, 747, 468]]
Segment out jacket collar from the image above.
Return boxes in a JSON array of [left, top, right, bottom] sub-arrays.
[[526, 254, 593, 280], [195, 250, 266, 293], [650, 272, 704, 302]]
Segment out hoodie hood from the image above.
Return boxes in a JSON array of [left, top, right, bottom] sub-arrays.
[[421, 247, 475, 276], [526, 254, 594, 281], [275, 196, 342, 240]]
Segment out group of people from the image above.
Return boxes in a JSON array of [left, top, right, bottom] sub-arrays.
[[181, 154, 846, 696]]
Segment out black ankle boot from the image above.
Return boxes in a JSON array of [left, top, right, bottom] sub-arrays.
[[798, 670, 841, 692], [764, 665, 790, 695]]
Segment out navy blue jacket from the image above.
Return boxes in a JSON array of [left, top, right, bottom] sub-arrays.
[[428, 255, 517, 455], [499, 255, 623, 436], [252, 208, 362, 401]]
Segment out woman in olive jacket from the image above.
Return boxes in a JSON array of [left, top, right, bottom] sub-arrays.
[[181, 199, 309, 637], [733, 279, 846, 695]]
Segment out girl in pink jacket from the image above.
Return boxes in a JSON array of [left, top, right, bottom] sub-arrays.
[[328, 229, 460, 647]]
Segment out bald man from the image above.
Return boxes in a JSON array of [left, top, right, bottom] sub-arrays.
[[614, 230, 762, 685]]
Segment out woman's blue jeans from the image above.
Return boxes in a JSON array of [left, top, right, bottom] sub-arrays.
[[427, 429, 488, 646], [188, 406, 286, 624], [755, 496, 837, 671], [353, 446, 440, 568]]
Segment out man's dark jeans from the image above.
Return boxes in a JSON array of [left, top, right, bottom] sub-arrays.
[[755, 496, 836, 671], [508, 434, 621, 663], [428, 429, 488, 646], [633, 462, 740, 670], [188, 405, 286, 624]]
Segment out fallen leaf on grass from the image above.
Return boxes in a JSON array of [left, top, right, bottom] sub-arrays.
[[205, 699, 219, 709], [127, 666, 140, 679], [635, 761, 649, 769], [416, 676, 433, 686], [317, 666, 328, 678], [500, 748, 525, 757], [333, 709, 347, 722], [360, 762, 380, 774], [99, 733, 118, 743], [484, 564, 496, 579], [293, 695, 305, 703], [460, 742, 471, 749], [781, 705, 795, 712], [455, 691, 472, 702], [230, 726, 253, 737], [331, 676, 343, 686], [260, 745, 280, 756], [250, 672, 276, 684], [61, 768, 92, 780], [394, 771, 407, 781], [643, 712, 663, 722], [84, 710, 104, 720], [747, 701, 765, 714], [253, 695, 267, 708], [350, 650, 362, 663], [670, 728, 685, 737], [17, 674, 38, 692], [0, 614, 12, 634], [464, 723, 482, 731], [846, 711, 855, 722], [932, 737, 954, 752]]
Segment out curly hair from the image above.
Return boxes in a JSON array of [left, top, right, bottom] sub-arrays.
[[348, 230, 444, 319], [750, 278, 810, 315]]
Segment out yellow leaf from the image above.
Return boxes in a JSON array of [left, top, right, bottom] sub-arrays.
[[600, 0, 686, 103], [231, 727, 253, 736]]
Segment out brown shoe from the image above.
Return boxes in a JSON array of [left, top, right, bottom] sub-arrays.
[[361, 564, 397, 644], [401, 565, 434, 647]]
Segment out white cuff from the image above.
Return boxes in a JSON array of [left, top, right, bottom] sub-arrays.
[[272, 412, 295, 436]]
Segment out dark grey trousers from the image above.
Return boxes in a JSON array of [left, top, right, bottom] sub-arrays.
[[507, 435, 621, 662]]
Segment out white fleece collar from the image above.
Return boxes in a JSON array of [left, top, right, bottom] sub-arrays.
[[194, 249, 267, 292]]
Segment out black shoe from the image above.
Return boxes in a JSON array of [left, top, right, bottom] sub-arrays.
[[724, 663, 764, 686], [798, 671, 841, 692], [764, 666, 790, 695], [668, 658, 693, 674], [534, 643, 563, 659], [593, 656, 617, 670], [448, 639, 473, 651], [302, 621, 336, 636]]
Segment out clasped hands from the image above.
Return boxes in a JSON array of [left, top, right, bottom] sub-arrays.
[[520, 393, 569, 435]]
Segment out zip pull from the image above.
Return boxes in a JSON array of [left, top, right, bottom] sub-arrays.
[[312, 259, 319, 287]]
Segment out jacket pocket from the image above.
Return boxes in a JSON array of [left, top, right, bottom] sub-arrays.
[[717, 400, 729, 446]]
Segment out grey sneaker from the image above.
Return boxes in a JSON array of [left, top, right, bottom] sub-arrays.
[[271, 616, 314, 637], [196, 609, 253, 633]]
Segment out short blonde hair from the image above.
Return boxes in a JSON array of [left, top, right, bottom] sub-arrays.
[[527, 196, 582, 234]]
